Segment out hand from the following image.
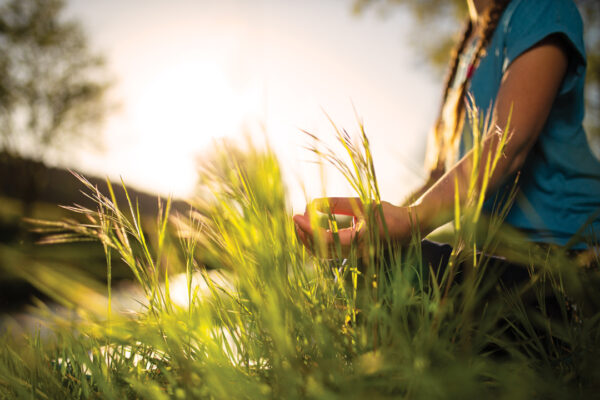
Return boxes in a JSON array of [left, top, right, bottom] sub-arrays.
[[292, 197, 417, 258]]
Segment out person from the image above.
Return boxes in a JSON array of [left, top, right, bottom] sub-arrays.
[[293, 0, 600, 276]]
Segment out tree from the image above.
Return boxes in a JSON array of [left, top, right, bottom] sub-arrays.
[[352, 0, 600, 151], [0, 0, 113, 161]]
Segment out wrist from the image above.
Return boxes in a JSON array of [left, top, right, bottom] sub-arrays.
[[406, 202, 432, 238]]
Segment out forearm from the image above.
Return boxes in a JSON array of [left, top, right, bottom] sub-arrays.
[[401, 168, 445, 206], [402, 183, 431, 207], [405, 37, 569, 237], [409, 128, 522, 236]]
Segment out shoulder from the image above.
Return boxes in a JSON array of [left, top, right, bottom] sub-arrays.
[[504, 0, 584, 46], [500, 0, 585, 69], [508, 0, 582, 23]]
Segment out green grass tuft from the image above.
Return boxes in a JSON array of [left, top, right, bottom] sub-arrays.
[[1, 115, 599, 399]]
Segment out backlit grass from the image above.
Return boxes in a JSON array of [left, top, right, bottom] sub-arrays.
[[1, 112, 599, 399]]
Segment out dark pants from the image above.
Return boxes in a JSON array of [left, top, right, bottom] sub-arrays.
[[420, 239, 531, 288], [419, 239, 579, 360], [418, 239, 593, 325]]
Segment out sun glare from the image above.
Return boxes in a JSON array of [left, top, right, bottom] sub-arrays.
[[129, 59, 260, 196], [133, 60, 248, 148]]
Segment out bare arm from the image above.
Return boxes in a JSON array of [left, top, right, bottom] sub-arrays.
[[412, 36, 569, 236], [401, 168, 444, 206], [294, 36, 569, 248]]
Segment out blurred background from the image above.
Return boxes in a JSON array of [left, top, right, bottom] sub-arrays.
[[1, 0, 598, 315]]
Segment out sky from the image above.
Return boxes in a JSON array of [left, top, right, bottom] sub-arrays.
[[63, 0, 441, 211]]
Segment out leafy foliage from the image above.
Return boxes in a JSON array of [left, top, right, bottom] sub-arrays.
[[0, 0, 113, 159]]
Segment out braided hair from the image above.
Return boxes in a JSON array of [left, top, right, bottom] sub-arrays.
[[427, 0, 512, 179]]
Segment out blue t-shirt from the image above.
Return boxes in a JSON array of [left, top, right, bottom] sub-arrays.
[[461, 0, 600, 249]]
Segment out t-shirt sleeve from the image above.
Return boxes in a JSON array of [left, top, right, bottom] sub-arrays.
[[502, 0, 586, 93]]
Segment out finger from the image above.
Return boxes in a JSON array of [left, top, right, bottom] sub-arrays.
[[293, 214, 313, 236], [297, 212, 361, 243], [295, 224, 311, 249], [319, 228, 361, 254], [294, 215, 316, 250], [333, 227, 358, 246], [311, 197, 364, 216]]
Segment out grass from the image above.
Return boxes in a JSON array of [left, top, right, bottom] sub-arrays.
[[0, 112, 599, 399]]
